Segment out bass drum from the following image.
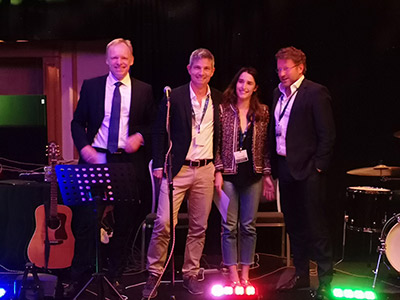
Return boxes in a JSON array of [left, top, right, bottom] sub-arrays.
[[383, 214, 400, 272]]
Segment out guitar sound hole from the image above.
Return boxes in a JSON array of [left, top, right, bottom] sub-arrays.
[[48, 217, 61, 230]]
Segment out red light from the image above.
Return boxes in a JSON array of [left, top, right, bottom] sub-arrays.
[[211, 284, 224, 297], [245, 285, 256, 296], [234, 285, 244, 295], [211, 283, 257, 298], [224, 286, 234, 295]]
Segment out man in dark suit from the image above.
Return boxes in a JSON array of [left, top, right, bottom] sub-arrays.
[[66, 38, 154, 297], [142, 48, 221, 298], [269, 46, 335, 299]]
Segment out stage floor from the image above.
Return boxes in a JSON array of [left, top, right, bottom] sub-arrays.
[[56, 253, 400, 300]]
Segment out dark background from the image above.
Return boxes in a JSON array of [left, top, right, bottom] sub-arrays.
[[1, 0, 400, 259]]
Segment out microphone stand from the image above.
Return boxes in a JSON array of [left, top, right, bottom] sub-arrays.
[[165, 90, 176, 300]]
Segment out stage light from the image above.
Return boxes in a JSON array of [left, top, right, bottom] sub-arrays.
[[245, 285, 256, 296], [224, 285, 233, 295], [332, 287, 377, 299], [211, 284, 225, 297], [0, 283, 13, 299], [211, 283, 258, 299], [234, 285, 244, 295]]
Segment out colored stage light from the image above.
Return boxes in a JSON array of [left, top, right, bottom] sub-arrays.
[[245, 285, 256, 296], [234, 285, 244, 295], [224, 285, 234, 295], [211, 284, 225, 297], [0, 284, 13, 299], [332, 287, 376, 299], [210, 283, 258, 299]]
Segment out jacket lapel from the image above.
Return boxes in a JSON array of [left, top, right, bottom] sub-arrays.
[[290, 79, 308, 113], [183, 83, 192, 129]]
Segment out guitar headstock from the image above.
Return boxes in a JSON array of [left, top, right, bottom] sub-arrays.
[[46, 142, 60, 163]]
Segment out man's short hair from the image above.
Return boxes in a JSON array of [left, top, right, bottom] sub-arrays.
[[106, 38, 133, 55], [189, 48, 215, 68], [275, 46, 307, 74]]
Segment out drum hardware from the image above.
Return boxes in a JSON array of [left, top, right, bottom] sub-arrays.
[[393, 130, 400, 139], [347, 164, 400, 177], [380, 176, 400, 182], [336, 186, 393, 266], [335, 214, 348, 266], [372, 213, 400, 288]]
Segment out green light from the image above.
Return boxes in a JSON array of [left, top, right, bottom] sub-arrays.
[[333, 288, 344, 297], [10, 0, 23, 5], [354, 290, 364, 299], [365, 291, 376, 299], [332, 288, 376, 300], [343, 289, 353, 298]]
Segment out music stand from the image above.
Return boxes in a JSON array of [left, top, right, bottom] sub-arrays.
[[55, 163, 139, 300]]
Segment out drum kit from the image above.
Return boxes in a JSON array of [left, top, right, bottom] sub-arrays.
[[345, 164, 400, 288]]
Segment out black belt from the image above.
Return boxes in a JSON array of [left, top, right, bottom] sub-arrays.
[[94, 147, 126, 155], [183, 159, 212, 167]]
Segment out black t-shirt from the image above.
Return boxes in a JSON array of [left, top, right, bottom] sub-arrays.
[[223, 124, 262, 187]]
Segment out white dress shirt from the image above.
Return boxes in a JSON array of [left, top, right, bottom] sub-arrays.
[[185, 84, 214, 160], [274, 75, 305, 156], [92, 72, 132, 151]]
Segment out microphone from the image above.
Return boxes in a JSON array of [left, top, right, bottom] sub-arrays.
[[164, 86, 171, 99]]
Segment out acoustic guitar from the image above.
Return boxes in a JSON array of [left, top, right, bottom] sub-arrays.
[[27, 142, 75, 269]]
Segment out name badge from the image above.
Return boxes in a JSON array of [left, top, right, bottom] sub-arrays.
[[234, 150, 248, 164], [194, 133, 206, 146]]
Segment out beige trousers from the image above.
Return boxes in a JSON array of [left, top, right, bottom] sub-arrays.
[[147, 162, 215, 277]]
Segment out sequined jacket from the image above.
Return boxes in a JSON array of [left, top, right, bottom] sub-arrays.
[[214, 103, 271, 175]]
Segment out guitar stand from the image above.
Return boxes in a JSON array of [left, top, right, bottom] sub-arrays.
[[55, 163, 139, 300], [17, 263, 45, 300]]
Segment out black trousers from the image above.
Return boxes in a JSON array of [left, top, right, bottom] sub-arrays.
[[70, 152, 150, 281], [277, 156, 333, 285]]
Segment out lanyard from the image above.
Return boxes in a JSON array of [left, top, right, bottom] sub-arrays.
[[191, 96, 209, 134], [278, 88, 298, 122]]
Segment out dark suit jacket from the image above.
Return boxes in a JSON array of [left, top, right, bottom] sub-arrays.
[[71, 74, 155, 166], [152, 83, 222, 178], [269, 79, 335, 180]]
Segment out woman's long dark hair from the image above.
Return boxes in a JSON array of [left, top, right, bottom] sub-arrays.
[[222, 67, 263, 122]]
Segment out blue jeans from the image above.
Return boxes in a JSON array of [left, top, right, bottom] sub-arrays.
[[221, 179, 262, 266]]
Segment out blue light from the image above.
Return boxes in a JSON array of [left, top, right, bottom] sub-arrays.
[[0, 287, 6, 298]]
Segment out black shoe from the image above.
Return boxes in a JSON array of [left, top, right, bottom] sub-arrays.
[[183, 275, 203, 295], [277, 275, 310, 292], [63, 281, 82, 299], [315, 283, 331, 299], [142, 274, 160, 299]]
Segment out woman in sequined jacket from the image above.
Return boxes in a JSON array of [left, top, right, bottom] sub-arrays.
[[214, 67, 275, 286]]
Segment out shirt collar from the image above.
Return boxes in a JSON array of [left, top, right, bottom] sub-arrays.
[[107, 72, 131, 87], [189, 84, 211, 102], [278, 75, 305, 97]]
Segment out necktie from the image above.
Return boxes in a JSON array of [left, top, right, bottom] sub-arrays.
[[107, 82, 122, 153]]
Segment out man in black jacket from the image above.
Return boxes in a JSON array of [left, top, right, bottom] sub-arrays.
[[143, 48, 221, 298], [269, 46, 335, 299], [67, 38, 154, 297]]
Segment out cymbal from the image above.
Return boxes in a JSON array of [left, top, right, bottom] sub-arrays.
[[394, 131, 400, 138], [347, 164, 400, 177]]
